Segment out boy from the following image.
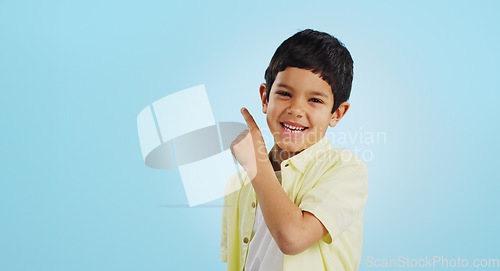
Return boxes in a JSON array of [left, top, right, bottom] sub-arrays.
[[221, 29, 368, 271]]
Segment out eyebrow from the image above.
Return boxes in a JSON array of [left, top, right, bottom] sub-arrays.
[[310, 91, 329, 99], [276, 83, 294, 90], [276, 83, 329, 98]]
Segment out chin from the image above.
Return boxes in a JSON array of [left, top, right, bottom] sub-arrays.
[[277, 141, 305, 153]]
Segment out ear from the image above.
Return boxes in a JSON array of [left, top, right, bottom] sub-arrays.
[[329, 101, 350, 127], [259, 83, 268, 114]]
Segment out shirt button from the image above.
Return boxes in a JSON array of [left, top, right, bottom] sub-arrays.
[[284, 164, 289, 167], [243, 237, 249, 244], [251, 202, 256, 208]]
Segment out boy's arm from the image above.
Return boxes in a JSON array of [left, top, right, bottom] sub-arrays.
[[231, 108, 328, 255], [251, 163, 328, 255]]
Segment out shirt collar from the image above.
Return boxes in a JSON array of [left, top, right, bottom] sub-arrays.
[[280, 135, 334, 173]]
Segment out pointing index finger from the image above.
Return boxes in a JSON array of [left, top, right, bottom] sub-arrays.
[[241, 107, 259, 132]]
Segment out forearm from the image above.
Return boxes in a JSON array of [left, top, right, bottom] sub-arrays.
[[250, 163, 305, 254]]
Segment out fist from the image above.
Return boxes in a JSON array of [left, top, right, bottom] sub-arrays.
[[230, 129, 257, 179]]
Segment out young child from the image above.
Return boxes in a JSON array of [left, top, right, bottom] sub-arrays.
[[221, 29, 369, 271]]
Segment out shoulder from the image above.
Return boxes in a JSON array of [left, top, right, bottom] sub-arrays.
[[303, 137, 367, 174], [314, 147, 369, 183], [332, 148, 368, 170]]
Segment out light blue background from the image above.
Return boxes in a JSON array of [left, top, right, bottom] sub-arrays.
[[1, 0, 499, 270]]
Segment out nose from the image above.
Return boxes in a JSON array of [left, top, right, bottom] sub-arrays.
[[287, 99, 305, 118]]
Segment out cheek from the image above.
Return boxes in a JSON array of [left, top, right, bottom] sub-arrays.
[[267, 103, 284, 118], [310, 113, 331, 131], [266, 113, 278, 131]]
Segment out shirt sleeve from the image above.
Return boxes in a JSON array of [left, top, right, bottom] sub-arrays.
[[221, 193, 228, 263], [298, 149, 369, 244], [221, 170, 246, 263]]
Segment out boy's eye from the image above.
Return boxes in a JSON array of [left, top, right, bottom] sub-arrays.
[[277, 91, 291, 97], [310, 98, 323, 103]]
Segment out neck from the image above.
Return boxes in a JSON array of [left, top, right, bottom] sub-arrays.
[[269, 144, 304, 171]]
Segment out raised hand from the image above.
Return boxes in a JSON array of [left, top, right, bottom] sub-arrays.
[[230, 107, 270, 180]]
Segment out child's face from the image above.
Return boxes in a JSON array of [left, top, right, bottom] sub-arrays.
[[261, 67, 344, 153]]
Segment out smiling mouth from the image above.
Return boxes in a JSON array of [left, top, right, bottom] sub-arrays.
[[280, 122, 308, 133]]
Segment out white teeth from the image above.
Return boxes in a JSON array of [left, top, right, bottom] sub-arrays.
[[282, 123, 306, 132]]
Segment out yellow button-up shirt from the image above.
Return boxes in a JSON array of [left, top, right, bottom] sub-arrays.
[[221, 135, 369, 271]]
